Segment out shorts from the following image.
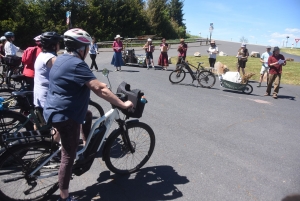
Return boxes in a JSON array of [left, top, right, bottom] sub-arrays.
[[238, 60, 247, 68], [260, 66, 269, 75], [146, 52, 153, 60]]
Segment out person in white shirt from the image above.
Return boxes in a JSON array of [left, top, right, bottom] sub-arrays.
[[207, 40, 219, 68], [3, 31, 23, 56], [257, 46, 272, 87], [34, 32, 62, 108], [89, 37, 99, 71]]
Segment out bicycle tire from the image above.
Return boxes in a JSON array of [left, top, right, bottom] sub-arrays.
[[0, 141, 59, 201], [242, 84, 253, 94], [104, 121, 155, 175], [88, 99, 105, 124], [0, 74, 4, 85], [197, 70, 216, 88], [0, 110, 34, 134], [169, 67, 186, 84]]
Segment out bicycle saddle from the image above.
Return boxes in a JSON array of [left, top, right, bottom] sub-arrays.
[[197, 62, 204, 64], [12, 91, 33, 98], [11, 74, 26, 82]]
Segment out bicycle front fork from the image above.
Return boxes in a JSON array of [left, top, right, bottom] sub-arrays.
[[116, 119, 135, 153]]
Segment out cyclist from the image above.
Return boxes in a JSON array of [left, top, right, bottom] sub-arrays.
[[0, 36, 6, 63], [34, 32, 62, 108], [3, 31, 23, 56], [22, 35, 42, 90], [43, 28, 133, 201], [4, 31, 23, 86]]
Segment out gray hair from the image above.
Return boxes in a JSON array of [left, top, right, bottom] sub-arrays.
[[66, 45, 86, 57]]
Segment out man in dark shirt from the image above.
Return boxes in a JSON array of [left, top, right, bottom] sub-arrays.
[[44, 28, 133, 201], [265, 46, 286, 99]]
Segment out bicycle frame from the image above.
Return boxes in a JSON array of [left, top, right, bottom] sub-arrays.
[[28, 107, 122, 179]]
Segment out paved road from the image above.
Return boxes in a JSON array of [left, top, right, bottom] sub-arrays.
[[48, 41, 300, 201]]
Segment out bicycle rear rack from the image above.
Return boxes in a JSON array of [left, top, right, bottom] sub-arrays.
[[1, 130, 52, 145]]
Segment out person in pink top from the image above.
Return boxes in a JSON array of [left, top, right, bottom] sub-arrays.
[[111, 34, 123, 71], [177, 38, 187, 64], [158, 38, 170, 70]]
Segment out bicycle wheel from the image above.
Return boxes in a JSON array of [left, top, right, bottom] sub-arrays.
[[0, 141, 59, 201], [88, 99, 105, 124], [242, 84, 253, 94], [197, 70, 216, 88], [104, 122, 155, 174], [169, 68, 186, 84], [0, 88, 14, 99], [0, 110, 34, 134]]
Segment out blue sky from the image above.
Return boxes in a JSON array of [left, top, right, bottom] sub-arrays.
[[183, 0, 300, 47]]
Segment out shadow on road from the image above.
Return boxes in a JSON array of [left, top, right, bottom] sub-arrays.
[[52, 165, 189, 201], [222, 89, 260, 96], [171, 83, 220, 90], [277, 95, 296, 101]]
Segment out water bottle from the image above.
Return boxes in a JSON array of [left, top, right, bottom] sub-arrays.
[[140, 96, 147, 104]]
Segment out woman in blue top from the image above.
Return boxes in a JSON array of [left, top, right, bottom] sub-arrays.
[[89, 37, 98, 71]]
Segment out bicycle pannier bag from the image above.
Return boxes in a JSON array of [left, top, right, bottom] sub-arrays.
[[116, 82, 145, 118], [4, 55, 22, 66]]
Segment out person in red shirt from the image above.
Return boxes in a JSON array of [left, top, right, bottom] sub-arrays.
[[177, 38, 188, 64], [158, 38, 170, 70], [111, 34, 123, 71], [265, 46, 286, 99], [22, 35, 42, 90]]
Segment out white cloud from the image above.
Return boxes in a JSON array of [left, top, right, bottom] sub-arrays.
[[250, 35, 255, 39], [285, 28, 300, 33], [268, 39, 282, 47], [271, 32, 289, 38]]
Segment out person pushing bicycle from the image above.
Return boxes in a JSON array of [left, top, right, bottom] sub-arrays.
[[43, 28, 133, 201]]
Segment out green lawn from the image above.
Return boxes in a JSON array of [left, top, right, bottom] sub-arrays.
[[281, 48, 300, 56], [171, 56, 300, 85]]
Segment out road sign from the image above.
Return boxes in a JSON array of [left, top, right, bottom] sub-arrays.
[[295, 39, 300, 43]]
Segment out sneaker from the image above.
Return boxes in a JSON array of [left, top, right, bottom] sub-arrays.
[[57, 195, 77, 201], [273, 94, 278, 99], [162, 68, 167, 70], [257, 83, 261, 87], [264, 93, 270, 96]]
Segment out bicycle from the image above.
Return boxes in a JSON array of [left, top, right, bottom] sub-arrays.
[[0, 68, 155, 201], [0, 56, 23, 88], [169, 57, 216, 88], [0, 90, 104, 151]]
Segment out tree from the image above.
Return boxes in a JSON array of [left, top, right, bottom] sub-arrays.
[[168, 0, 185, 27], [240, 36, 248, 44], [146, 0, 177, 38]]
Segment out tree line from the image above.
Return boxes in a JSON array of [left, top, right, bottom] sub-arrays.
[[0, 0, 186, 48]]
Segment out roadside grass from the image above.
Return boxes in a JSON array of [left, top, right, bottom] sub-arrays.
[[281, 48, 300, 56], [171, 56, 300, 85]]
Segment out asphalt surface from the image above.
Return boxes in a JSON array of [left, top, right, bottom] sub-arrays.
[[48, 41, 300, 201]]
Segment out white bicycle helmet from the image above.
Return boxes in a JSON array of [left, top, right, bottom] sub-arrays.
[[64, 28, 92, 50], [0, 36, 6, 41]]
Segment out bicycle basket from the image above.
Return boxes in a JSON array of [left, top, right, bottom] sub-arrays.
[[116, 81, 145, 118], [4, 56, 22, 66]]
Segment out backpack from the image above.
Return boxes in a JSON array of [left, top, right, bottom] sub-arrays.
[[22, 46, 38, 65]]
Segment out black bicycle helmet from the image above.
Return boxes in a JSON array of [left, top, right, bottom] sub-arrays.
[[4, 31, 14, 38], [40, 32, 63, 47]]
